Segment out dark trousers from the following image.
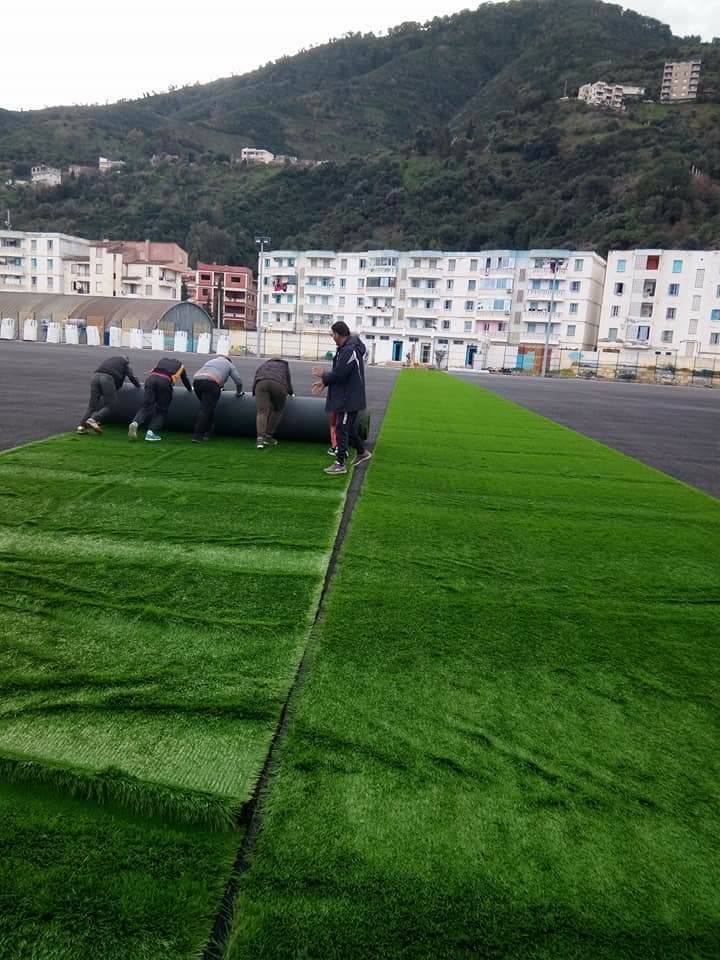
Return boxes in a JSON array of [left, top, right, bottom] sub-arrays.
[[82, 372, 117, 424], [133, 375, 173, 433], [192, 378, 222, 439], [335, 410, 365, 465], [255, 379, 288, 437]]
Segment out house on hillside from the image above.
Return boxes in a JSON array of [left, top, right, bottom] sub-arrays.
[[30, 164, 62, 187], [98, 156, 125, 173], [578, 81, 645, 111], [240, 147, 275, 165]]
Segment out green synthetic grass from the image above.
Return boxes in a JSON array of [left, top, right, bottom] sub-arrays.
[[226, 372, 720, 959], [0, 781, 237, 960], [0, 429, 346, 825]]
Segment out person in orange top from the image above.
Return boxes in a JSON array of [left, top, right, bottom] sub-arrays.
[[128, 357, 192, 442]]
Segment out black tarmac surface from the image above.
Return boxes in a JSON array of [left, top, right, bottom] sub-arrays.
[[0, 341, 399, 450], [455, 372, 719, 498]]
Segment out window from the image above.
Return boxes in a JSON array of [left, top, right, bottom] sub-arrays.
[[338, 296, 345, 307], [357, 297, 364, 306], [47, 240, 53, 251], [424, 300, 434, 310], [145, 284, 154, 296], [666, 307, 676, 320], [483, 323, 490, 332], [383, 318, 391, 328], [689, 319, 699, 335], [643, 280, 656, 297], [31, 239, 37, 251], [47, 277, 54, 290], [574, 258, 584, 271], [464, 301, 475, 311], [527, 322, 536, 333], [467, 280, 476, 291], [636, 325, 650, 341], [263, 294, 269, 304], [498, 322, 507, 332], [94, 263, 103, 275], [711, 309, 720, 322], [441, 320, 450, 330], [464, 321, 472, 332], [567, 324, 577, 337], [340, 259, 347, 270], [570, 281, 581, 292], [448, 259, 456, 272], [672, 259, 683, 273], [617, 259, 626, 273], [661, 330, 673, 343], [531, 279, 542, 290], [412, 258, 421, 268], [692, 295, 702, 311], [339, 278, 346, 289], [608, 327, 618, 340], [411, 278, 420, 288], [47, 258, 54, 270], [444, 279, 454, 291], [614, 282, 624, 295], [357, 278, 365, 288], [359, 259, 367, 269], [409, 318, 418, 329], [264, 258, 270, 269], [428, 259, 439, 269], [711, 333, 720, 345], [717, 284, 720, 298], [146, 266, 152, 278], [569, 303, 578, 315], [695, 268, 705, 287], [646, 255, 659, 270], [668, 283, 680, 296], [31, 257, 37, 269], [469, 259, 478, 271], [640, 302, 653, 318], [444, 300, 452, 310]]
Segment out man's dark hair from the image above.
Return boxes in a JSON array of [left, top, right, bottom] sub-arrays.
[[331, 320, 350, 338]]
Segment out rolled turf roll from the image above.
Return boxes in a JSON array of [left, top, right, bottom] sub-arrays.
[[105, 384, 330, 443]]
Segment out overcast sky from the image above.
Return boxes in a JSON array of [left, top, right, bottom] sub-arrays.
[[3, 0, 718, 111]]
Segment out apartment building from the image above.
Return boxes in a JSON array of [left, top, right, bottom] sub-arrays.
[[240, 148, 275, 165], [65, 241, 186, 299], [185, 262, 257, 327], [259, 249, 606, 366], [0, 231, 90, 293], [30, 164, 62, 187], [578, 82, 645, 111], [98, 156, 126, 173], [661, 61, 701, 102], [598, 249, 720, 361]]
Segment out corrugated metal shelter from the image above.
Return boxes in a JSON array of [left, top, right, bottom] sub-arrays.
[[0, 293, 211, 341]]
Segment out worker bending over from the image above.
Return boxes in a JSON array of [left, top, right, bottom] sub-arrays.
[[128, 357, 192, 442], [192, 355, 244, 442]]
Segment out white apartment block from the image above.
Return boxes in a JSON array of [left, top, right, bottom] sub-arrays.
[[98, 156, 126, 173], [661, 61, 701, 103], [578, 82, 644, 111], [240, 148, 275, 164], [259, 249, 606, 367], [0, 231, 182, 300], [0, 231, 89, 293], [31, 164, 62, 187], [598, 250, 720, 361]]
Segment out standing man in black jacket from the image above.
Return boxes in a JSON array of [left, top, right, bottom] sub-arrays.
[[312, 321, 372, 476], [128, 357, 192, 442], [78, 355, 140, 434]]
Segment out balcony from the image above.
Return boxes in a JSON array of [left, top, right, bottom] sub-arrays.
[[407, 265, 443, 276], [528, 265, 568, 279], [0, 276, 24, 287], [367, 263, 397, 274]]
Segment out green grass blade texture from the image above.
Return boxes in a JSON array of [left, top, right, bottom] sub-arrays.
[[227, 372, 720, 959], [0, 431, 347, 825]]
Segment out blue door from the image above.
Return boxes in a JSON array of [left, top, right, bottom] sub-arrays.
[[392, 340, 403, 362]]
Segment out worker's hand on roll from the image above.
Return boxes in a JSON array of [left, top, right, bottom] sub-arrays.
[[311, 367, 327, 377], [311, 382, 326, 396]]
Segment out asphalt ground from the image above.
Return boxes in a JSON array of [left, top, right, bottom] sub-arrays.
[[0, 341, 399, 450], [455, 371, 720, 498]]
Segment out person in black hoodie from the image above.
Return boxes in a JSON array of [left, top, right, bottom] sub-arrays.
[[78, 355, 140, 434], [253, 356, 294, 449], [312, 321, 372, 475], [128, 357, 192, 442]]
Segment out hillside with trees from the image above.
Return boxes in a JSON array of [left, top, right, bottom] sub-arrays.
[[1, 0, 719, 264]]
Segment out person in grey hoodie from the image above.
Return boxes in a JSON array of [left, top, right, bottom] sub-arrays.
[[191, 355, 244, 442], [253, 356, 294, 449]]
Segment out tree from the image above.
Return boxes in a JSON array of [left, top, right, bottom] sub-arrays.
[[185, 221, 235, 267]]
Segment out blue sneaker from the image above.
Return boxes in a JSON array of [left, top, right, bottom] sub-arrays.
[[145, 430, 162, 442]]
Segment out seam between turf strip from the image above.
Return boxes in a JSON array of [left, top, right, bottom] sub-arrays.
[[201, 382, 398, 960]]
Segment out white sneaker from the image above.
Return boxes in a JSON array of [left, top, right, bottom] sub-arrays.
[[145, 430, 162, 442], [128, 421, 138, 441]]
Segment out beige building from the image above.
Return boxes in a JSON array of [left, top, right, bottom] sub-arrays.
[[661, 61, 701, 102], [240, 147, 275, 165], [578, 82, 645, 111], [0, 231, 89, 293], [31, 164, 62, 187], [66, 241, 187, 300]]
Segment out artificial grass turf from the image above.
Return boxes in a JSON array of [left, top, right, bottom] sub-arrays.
[[226, 372, 720, 959], [0, 781, 238, 960], [0, 428, 347, 825]]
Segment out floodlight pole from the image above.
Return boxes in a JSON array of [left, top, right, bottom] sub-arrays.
[[542, 258, 563, 377], [255, 235, 271, 358]]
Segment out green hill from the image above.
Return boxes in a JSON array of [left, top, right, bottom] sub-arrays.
[[1, 0, 719, 263]]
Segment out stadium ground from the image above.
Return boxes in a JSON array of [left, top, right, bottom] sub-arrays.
[[455, 371, 720, 498]]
